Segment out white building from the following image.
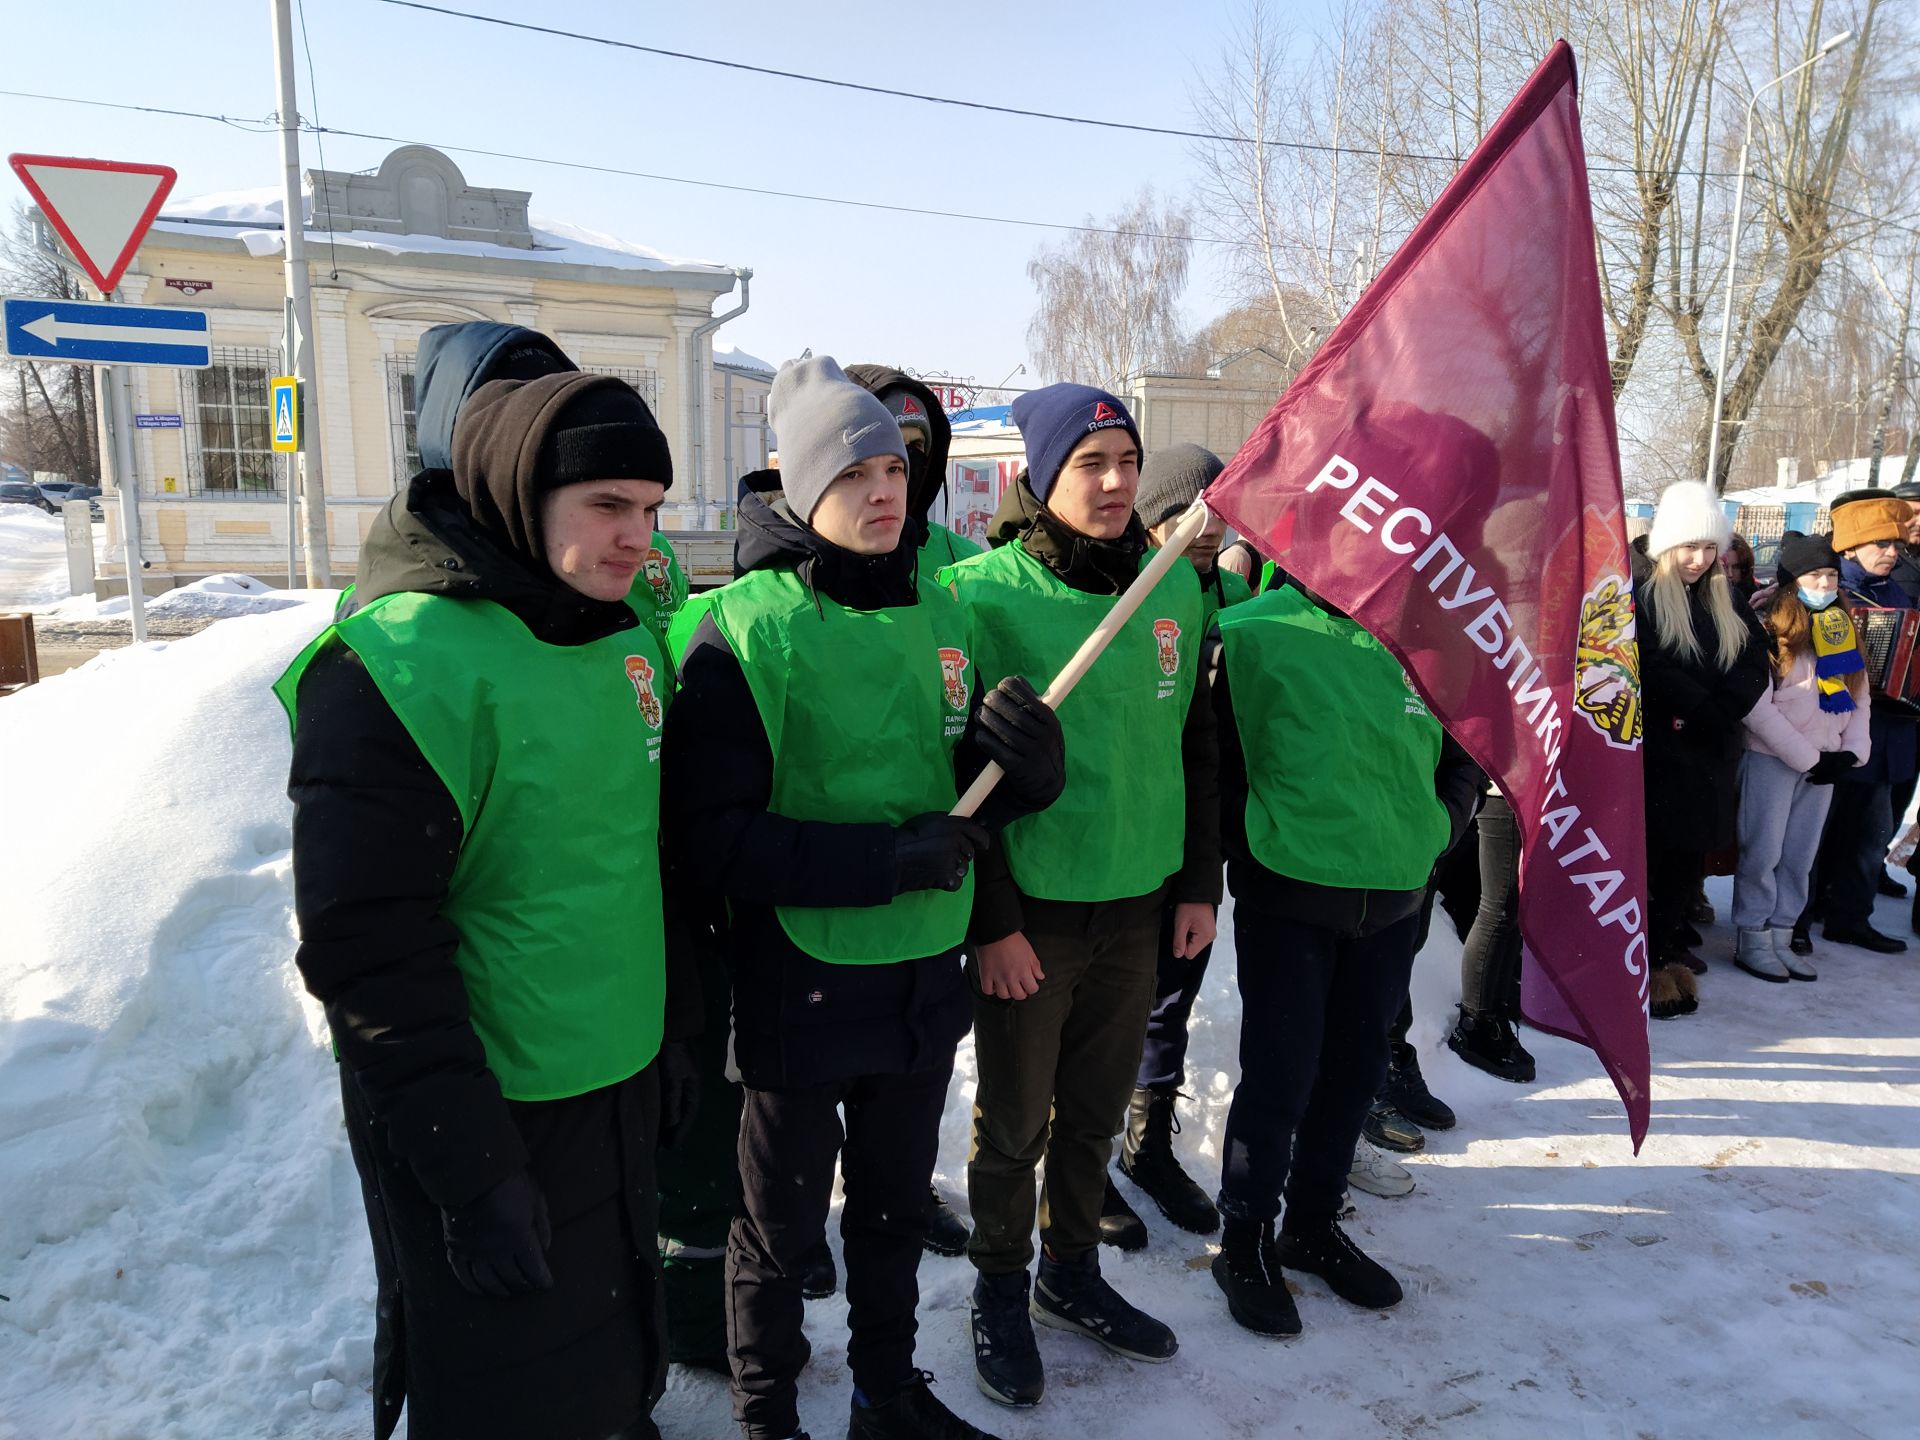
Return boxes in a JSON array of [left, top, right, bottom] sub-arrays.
[[69, 145, 764, 589]]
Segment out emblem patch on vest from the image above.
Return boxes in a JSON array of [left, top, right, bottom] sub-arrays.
[[1153, 618, 1182, 694], [641, 548, 674, 605], [938, 646, 971, 712], [625, 654, 665, 730]]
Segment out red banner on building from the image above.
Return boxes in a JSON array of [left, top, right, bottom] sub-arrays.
[[1203, 41, 1651, 1146]]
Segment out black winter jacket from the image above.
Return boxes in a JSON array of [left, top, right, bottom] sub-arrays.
[[964, 475, 1223, 944], [663, 488, 1036, 1089], [1632, 545, 1772, 853], [1207, 586, 1483, 937], [288, 473, 701, 1209]]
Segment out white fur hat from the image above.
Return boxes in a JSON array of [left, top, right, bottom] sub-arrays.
[[1647, 480, 1733, 558]]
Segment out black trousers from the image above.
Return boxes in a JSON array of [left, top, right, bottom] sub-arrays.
[[1461, 791, 1524, 1017], [1135, 904, 1216, 1092], [1218, 904, 1420, 1231], [341, 1063, 663, 1440], [1824, 779, 1897, 931], [726, 1063, 951, 1439], [1648, 844, 1706, 959]]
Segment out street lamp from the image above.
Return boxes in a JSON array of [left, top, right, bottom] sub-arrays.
[[1704, 28, 1855, 495]]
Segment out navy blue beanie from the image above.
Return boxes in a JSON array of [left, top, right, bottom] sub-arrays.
[[1011, 383, 1142, 503]]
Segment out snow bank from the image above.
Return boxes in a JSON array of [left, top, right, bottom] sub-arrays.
[[46, 573, 315, 623], [0, 600, 376, 1440]]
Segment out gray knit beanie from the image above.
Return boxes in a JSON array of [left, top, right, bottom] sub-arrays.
[[768, 355, 909, 522], [1135, 442, 1224, 529]]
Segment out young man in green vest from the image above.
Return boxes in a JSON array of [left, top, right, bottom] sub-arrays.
[[1101, 442, 1249, 1248], [664, 356, 1063, 1440], [280, 370, 697, 1440], [941, 385, 1220, 1408], [846, 363, 984, 1261], [1206, 577, 1480, 1338]]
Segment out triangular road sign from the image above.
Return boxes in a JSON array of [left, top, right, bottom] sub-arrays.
[[8, 154, 176, 295]]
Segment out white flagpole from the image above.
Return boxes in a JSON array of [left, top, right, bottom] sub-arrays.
[[952, 497, 1212, 818]]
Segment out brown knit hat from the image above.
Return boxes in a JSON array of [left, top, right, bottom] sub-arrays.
[[451, 372, 669, 562], [1830, 496, 1911, 554]]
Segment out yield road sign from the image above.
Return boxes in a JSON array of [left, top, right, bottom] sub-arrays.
[[271, 376, 300, 452], [1, 296, 212, 368], [7, 154, 176, 294]]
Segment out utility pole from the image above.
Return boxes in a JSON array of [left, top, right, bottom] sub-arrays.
[[271, 0, 331, 585]]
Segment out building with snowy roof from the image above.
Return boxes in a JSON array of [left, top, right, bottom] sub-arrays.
[[69, 145, 761, 589]]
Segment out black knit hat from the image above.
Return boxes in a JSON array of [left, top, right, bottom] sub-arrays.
[[537, 380, 673, 492], [1776, 532, 1839, 584], [1135, 442, 1224, 530]]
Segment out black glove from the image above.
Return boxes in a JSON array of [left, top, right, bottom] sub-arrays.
[[893, 812, 990, 894], [1805, 751, 1859, 786], [442, 1170, 553, 1298], [975, 676, 1066, 812], [656, 1040, 701, 1151]]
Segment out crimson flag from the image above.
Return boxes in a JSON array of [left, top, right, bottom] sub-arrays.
[[1203, 41, 1651, 1147]]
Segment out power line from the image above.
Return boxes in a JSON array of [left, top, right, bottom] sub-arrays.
[[0, 87, 1339, 253], [3, 82, 1912, 249], [295, 0, 341, 279], [0, 88, 278, 132], [375, 0, 1464, 167]]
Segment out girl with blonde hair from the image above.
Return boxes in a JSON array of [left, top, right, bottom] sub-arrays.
[[1634, 481, 1771, 1017]]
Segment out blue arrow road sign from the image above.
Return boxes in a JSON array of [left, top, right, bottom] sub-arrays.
[[1, 295, 211, 368]]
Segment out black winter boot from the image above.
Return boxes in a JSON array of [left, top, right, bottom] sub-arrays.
[[924, 1186, 970, 1258], [1274, 1221, 1403, 1309], [799, 1240, 837, 1300], [1210, 1217, 1301, 1338], [1383, 1041, 1456, 1130], [1098, 1174, 1148, 1251], [1360, 1099, 1425, 1154], [1119, 1086, 1220, 1234], [1446, 1007, 1536, 1083], [969, 1271, 1044, 1408], [849, 1370, 1005, 1440], [1031, 1248, 1178, 1362]]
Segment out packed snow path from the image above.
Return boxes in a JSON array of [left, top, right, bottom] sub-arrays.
[[0, 507, 75, 608], [1, 605, 1915, 1439]]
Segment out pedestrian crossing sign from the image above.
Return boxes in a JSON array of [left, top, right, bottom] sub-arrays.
[[271, 376, 299, 453]]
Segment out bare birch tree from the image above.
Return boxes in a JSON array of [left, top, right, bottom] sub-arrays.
[[1025, 190, 1196, 391]]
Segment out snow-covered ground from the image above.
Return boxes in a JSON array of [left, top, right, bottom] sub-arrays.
[[0, 507, 78, 608], [2, 607, 1917, 1439]]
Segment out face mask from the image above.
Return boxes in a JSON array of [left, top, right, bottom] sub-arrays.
[[1799, 586, 1838, 611]]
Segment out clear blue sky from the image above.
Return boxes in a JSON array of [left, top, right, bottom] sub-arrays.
[[2, 0, 1327, 389]]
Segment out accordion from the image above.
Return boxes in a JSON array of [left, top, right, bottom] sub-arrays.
[[1849, 606, 1920, 698]]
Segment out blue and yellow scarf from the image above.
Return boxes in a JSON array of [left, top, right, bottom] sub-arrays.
[[1811, 604, 1864, 713]]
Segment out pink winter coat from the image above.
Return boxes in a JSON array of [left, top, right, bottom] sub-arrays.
[[1742, 650, 1872, 772]]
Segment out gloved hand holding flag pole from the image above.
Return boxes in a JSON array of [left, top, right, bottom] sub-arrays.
[[949, 498, 1212, 819]]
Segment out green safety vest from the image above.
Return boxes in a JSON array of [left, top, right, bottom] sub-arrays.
[[1196, 561, 1254, 626], [633, 534, 689, 646], [922, 521, 984, 569], [707, 567, 975, 963], [275, 591, 670, 1100], [940, 541, 1202, 902], [1218, 583, 1450, 890]]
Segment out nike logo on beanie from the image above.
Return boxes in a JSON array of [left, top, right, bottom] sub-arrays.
[[843, 420, 884, 446]]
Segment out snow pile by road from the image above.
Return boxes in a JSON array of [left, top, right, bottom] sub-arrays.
[[3, 602, 1918, 1438], [0, 507, 73, 608], [0, 599, 378, 1440], [45, 572, 319, 623]]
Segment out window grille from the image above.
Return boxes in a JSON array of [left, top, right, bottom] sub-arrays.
[[384, 354, 420, 488], [180, 347, 285, 499]]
